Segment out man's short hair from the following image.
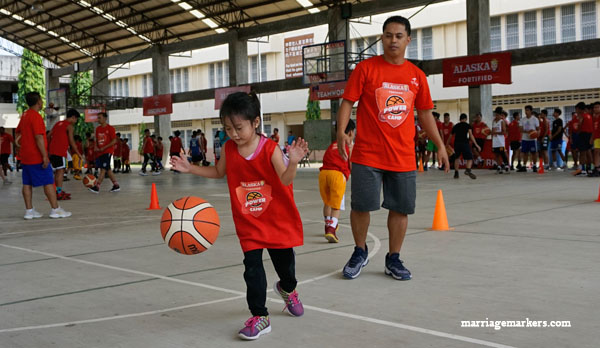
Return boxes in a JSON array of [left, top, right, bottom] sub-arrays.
[[540, 109, 548, 115], [494, 106, 503, 115], [443, 113, 450, 117], [524, 105, 533, 111], [513, 112, 520, 117], [25, 92, 41, 107], [383, 16, 411, 36], [575, 102, 587, 110], [460, 113, 468, 120], [66, 109, 80, 119], [554, 108, 562, 115], [98, 112, 107, 119]]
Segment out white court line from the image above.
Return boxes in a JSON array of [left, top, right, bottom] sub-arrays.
[[0, 236, 516, 348], [0, 218, 152, 236]]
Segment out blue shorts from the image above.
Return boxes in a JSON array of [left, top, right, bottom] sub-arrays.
[[521, 140, 538, 153], [550, 139, 563, 150], [22, 163, 54, 187], [95, 153, 112, 170]]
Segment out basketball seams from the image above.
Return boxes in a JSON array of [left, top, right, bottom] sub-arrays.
[[181, 203, 215, 221]]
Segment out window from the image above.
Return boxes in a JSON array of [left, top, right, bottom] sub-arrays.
[[142, 75, 148, 97], [209, 64, 215, 88], [366, 36, 378, 56], [524, 11, 537, 47], [216, 63, 223, 88], [564, 106, 576, 123], [581, 1, 597, 40], [505, 14, 519, 49], [175, 69, 182, 93], [123, 78, 129, 97], [508, 109, 522, 122], [542, 8, 556, 45], [263, 124, 271, 136], [407, 29, 418, 59], [183, 68, 189, 92], [148, 74, 153, 95], [249, 54, 267, 83], [169, 68, 189, 92], [355, 38, 364, 54], [421, 27, 432, 59], [169, 71, 174, 92], [118, 79, 123, 96], [561, 5, 576, 43], [490, 16, 501, 51], [209, 61, 229, 88]]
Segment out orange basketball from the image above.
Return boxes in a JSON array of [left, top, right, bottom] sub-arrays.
[[482, 127, 491, 136], [446, 145, 455, 156], [82, 174, 96, 188], [160, 196, 220, 255], [529, 130, 539, 139]]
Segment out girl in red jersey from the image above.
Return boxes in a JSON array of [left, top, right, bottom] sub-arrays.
[[171, 92, 308, 340]]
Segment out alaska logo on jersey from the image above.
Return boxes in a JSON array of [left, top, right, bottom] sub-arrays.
[[236, 180, 272, 217], [375, 82, 415, 128]]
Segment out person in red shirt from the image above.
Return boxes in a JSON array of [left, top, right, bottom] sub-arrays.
[[48, 109, 82, 200], [574, 102, 594, 176], [155, 136, 165, 170], [90, 112, 120, 193], [169, 130, 183, 173], [15, 91, 70, 219], [113, 132, 122, 173], [423, 112, 444, 170], [0, 126, 14, 177], [171, 92, 309, 339], [507, 112, 522, 170], [84, 132, 96, 175], [336, 16, 448, 281], [121, 138, 131, 173], [537, 110, 550, 169], [441, 113, 454, 169], [471, 112, 489, 167], [270, 128, 280, 145], [140, 129, 155, 176], [319, 119, 355, 243]]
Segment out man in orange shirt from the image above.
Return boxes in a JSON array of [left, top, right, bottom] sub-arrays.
[[48, 109, 82, 200], [89, 112, 120, 192], [15, 92, 71, 219], [336, 16, 448, 281]]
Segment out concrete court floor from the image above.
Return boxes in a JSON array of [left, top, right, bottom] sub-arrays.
[[0, 165, 599, 348]]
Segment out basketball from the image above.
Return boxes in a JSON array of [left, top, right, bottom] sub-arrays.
[[160, 196, 220, 255], [82, 174, 96, 188], [482, 127, 491, 136], [529, 130, 539, 139]]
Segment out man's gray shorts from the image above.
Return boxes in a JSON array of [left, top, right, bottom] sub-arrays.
[[350, 163, 416, 214]]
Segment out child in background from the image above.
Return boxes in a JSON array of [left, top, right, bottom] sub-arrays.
[[155, 136, 164, 171], [72, 135, 84, 180], [171, 92, 308, 340], [319, 119, 355, 243], [122, 138, 131, 173]]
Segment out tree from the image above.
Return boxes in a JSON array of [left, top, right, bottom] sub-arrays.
[[305, 90, 321, 120], [138, 123, 147, 156], [70, 71, 94, 139], [17, 49, 46, 116]]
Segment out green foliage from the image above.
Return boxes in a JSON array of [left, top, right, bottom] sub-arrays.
[[138, 123, 147, 155], [305, 90, 321, 120], [71, 71, 94, 139], [17, 49, 46, 116]]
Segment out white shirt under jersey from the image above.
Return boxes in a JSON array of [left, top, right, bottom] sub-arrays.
[[520, 116, 540, 140], [492, 119, 505, 148]]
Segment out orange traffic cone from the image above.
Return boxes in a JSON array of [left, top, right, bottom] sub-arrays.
[[147, 183, 161, 210], [431, 190, 451, 231], [418, 158, 424, 172], [538, 158, 544, 174], [595, 184, 600, 203]]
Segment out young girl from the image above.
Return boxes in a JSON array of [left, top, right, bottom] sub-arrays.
[[171, 92, 308, 340]]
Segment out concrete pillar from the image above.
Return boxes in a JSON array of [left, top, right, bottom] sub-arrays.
[[328, 6, 349, 141], [152, 46, 172, 163], [45, 69, 60, 129], [228, 33, 248, 86], [466, 0, 492, 124], [92, 63, 109, 98]]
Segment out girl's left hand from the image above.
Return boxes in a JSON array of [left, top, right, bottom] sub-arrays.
[[288, 138, 309, 163]]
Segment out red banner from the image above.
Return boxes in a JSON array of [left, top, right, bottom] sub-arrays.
[[309, 81, 347, 101], [443, 52, 511, 87], [214, 86, 251, 110], [143, 94, 172, 116], [84, 105, 105, 122]]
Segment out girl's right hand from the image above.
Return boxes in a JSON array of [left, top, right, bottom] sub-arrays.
[[170, 155, 191, 173]]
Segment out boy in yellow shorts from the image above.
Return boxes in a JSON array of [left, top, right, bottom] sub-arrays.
[[319, 119, 355, 243]]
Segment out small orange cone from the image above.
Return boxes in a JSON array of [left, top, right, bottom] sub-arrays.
[[147, 183, 161, 210], [595, 184, 600, 203], [418, 158, 424, 172], [431, 190, 451, 231], [538, 158, 544, 174]]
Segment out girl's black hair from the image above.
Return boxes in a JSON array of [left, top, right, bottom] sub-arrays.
[[220, 91, 261, 129], [174, 130, 181, 137]]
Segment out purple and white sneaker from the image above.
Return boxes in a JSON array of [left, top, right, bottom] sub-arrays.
[[273, 281, 304, 317], [238, 316, 270, 340]]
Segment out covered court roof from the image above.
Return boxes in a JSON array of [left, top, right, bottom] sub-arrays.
[[0, 0, 346, 67]]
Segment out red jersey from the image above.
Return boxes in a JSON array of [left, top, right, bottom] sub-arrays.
[[441, 122, 453, 143], [16, 109, 47, 165], [143, 136, 154, 154], [593, 115, 600, 139], [580, 113, 593, 133], [508, 120, 522, 142], [86, 140, 96, 161], [538, 118, 549, 141], [225, 138, 303, 252], [320, 141, 351, 180], [155, 142, 164, 157], [569, 115, 579, 134], [343, 56, 433, 172], [472, 121, 488, 139], [169, 136, 183, 153], [95, 124, 116, 155], [122, 143, 130, 160], [0, 132, 13, 154], [76, 141, 83, 155], [49, 120, 70, 157], [113, 139, 122, 157]]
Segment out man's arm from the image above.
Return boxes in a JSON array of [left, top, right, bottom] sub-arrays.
[[67, 125, 82, 156], [336, 99, 354, 160], [35, 134, 50, 168], [418, 109, 449, 172]]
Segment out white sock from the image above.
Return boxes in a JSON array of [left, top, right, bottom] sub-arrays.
[[330, 217, 338, 228], [26, 208, 33, 213], [324, 216, 331, 225]]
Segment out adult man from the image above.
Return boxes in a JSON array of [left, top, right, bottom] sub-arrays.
[[15, 92, 70, 219], [270, 128, 280, 145], [0, 126, 14, 176], [336, 16, 448, 281], [448, 113, 479, 179], [517, 105, 540, 172], [550, 108, 566, 170], [89, 112, 120, 193], [48, 109, 82, 200]]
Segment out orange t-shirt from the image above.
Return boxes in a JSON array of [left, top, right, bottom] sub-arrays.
[[343, 56, 433, 172], [320, 141, 351, 180], [580, 113, 593, 133], [472, 121, 488, 139], [16, 109, 47, 165], [95, 124, 116, 155], [0, 133, 13, 154]]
